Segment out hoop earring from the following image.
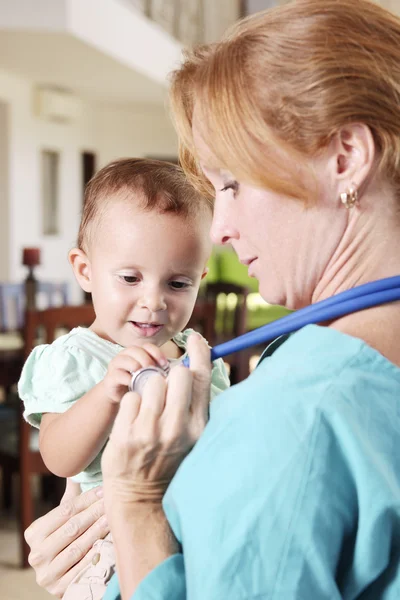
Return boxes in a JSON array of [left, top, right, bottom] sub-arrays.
[[340, 184, 358, 209]]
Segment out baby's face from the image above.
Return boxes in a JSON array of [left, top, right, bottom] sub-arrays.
[[85, 200, 211, 350]]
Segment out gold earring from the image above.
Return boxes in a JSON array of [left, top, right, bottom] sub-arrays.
[[340, 184, 358, 209]]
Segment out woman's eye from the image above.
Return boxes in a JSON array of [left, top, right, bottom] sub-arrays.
[[169, 281, 190, 290], [120, 275, 139, 284], [220, 181, 239, 194]]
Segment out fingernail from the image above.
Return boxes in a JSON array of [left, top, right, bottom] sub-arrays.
[[96, 487, 104, 498]]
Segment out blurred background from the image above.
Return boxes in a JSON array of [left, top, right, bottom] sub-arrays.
[[0, 0, 397, 597]]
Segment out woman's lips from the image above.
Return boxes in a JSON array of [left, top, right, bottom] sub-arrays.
[[248, 260, 257, 277], [241, 257, 257, 277], [129, 322, 164, 337]]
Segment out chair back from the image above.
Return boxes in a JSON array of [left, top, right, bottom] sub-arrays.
[[205, 282, 248, 341], [0, 283, 25, 331], [18, 303, 95, 567], [24, 303, 95, 356], [187, 298, 217, 344], [204, 283, 249, 384], [0, 281, 70, 332], [36, 281, 69, 309]]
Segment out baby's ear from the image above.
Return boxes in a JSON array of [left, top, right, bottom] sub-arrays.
[[68, 248, 92, 292], [201, 267, 209, 280]]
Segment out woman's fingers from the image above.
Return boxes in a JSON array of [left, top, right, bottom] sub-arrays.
[[165, 365, 193, 421], [139, 373, 167, 419], [110, 391, 141, 440], [25, 486, 104, 547], [31, 496, 106, 566], [45, 545, 99, 598], [186, 333, 212, 425], [26, 487, 108, 597], [46, 513, 109, 593], [100, 337, 210, 512]]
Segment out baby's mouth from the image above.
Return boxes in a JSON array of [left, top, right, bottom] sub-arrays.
[[129, 321, 164, 337]]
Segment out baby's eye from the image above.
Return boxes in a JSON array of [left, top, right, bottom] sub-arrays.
[[169, 281, 190, 290], [119, 275, 139, 284]]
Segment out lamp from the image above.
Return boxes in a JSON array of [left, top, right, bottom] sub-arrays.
[[22, 247, 41, 310]]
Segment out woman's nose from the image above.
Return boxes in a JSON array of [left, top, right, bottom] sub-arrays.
[[210, 196, 239, 246]]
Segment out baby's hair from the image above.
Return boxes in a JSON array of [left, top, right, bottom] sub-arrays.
[[169, 0, 400, 202], [78, 158, 212, 252]]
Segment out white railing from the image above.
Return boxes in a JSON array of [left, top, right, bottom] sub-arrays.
[[121, 0, 241, 45]]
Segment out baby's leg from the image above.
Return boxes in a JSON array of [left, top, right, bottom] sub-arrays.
[[62, 533, 115, 600]]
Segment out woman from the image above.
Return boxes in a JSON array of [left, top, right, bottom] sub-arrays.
[[25, 0, 400, 597]]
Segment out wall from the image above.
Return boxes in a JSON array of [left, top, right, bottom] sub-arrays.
[[0, 101, 9, 280], [0, 0, 181, 86], [245, 0, 278, 13], [95, 104, 178, 166], [245, 0, 400, 15], [374, 0, 400, 15], [203, 0, 242, 42], [0, 68, 178, 303]]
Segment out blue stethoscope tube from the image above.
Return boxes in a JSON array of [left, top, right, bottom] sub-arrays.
[[182, 275, 400, 366]]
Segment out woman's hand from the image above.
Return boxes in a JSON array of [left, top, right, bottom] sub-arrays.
[[101, 333, 211, 598], [24, 480, 108, 598], [101, 333, 211, 505]]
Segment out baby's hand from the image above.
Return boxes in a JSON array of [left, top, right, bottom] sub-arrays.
[[102, 343, 168, 404]]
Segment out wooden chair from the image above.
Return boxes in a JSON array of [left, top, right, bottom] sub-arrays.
[[0, 349, 25, 399], [0, 281, 70, 332], [0, 284, 26, 395], [187, 296, 217, 344], [0, 283, 25, 332], [36, 281, 69, 309], [204, 282, 249, 384], [0, 303, 95, 567], [0, 281, 70, 395]]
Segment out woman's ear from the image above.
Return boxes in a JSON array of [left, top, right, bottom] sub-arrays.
[[333, 123, 376, 188], [68, 248, 92, 293]]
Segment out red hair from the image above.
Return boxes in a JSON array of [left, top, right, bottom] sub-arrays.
[[170, 0, 400, 202]]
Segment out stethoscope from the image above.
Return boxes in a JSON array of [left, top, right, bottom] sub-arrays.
[[129, 275, 400, 394]]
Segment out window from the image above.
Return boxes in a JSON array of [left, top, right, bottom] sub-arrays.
[[82, 151, 97, 203], [241, 0, 281, 16], [42, 149, 60, 235]]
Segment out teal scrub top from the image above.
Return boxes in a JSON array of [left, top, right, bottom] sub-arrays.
[[104, 325, 400, 599]]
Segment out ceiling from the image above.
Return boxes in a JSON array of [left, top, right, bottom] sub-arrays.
[[0, 30, 168, 106]]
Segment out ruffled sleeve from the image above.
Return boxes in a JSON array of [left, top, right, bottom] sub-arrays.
[[209, 357, 230, 400], [18, 343, 107, 428], [173, 329, 230, 401]]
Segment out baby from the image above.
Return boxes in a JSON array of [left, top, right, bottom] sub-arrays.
[[18, 158, 229, 599]]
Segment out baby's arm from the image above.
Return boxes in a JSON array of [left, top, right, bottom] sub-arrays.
[[40, 383, 118, 478], [39, 343, 169, 478]]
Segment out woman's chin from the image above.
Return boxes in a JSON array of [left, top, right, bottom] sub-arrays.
[[258, 283, 287, 308]]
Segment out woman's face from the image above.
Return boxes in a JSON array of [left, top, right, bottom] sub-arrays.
[[193, 122, 348, 309]]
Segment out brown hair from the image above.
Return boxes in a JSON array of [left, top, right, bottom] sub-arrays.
[[169, 0, 400, 202], [78, 158, 212, 251]]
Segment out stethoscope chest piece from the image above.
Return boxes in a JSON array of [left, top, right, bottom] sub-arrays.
[[129, 365, 169, 396]]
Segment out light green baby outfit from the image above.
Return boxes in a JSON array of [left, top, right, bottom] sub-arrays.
[[18, 327, 230, 492]]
